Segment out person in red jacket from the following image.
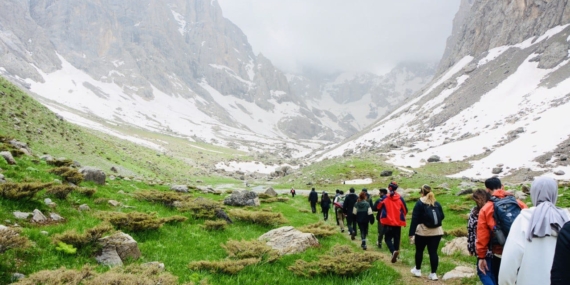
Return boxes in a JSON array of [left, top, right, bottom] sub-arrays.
[[377, 181, 408, 263], [476, 177, 527, 284]]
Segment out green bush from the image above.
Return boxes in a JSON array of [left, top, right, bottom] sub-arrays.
[[222, 239, 279, 262], [298, 222, 337, 237], [0, 227, 30, 253], [52, 223, 113, 249], [46, 185, 75, 200], [134, 190, 191, 207], [229, 209, 287, 226], [77, 187, 96, 198], [48, 167, 83, 185], [55, 242, 77, 255], [177, 198, 223, 220], [96, 212, 187, 232], [188, 258, 260, 274], [201, 220, 227, 231], [0, 182, 51, 200]]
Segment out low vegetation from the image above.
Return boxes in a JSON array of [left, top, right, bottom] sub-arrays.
[[45, 185, 75, 200], [95, 211, 187, 232], [229, 209, 288, 226], [201, 220, 227, 231], [52, 223, 113, 249], [298, 222, 337, 237], [0, 182, 51, 200], [0, 227, 30, 254], [48, 167, 84, 185]]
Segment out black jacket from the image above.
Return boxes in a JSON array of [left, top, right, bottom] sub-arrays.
[[342, 193, 358, 215], [321, 198, 331, 210], [552, 222, 570, 284], [409, 200, 444, 236], [308, 190, 318, 203]]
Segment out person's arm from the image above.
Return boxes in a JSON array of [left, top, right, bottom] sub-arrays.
[[517, 200, 528, 209], [353, 206, 357, 215], [498, 215, 525, 285], [438, 202, 445, 220], [400, 197, 409, 213], [409, 201, 422, 237], [466, 209, 477, 256], [367, 205, 372, 215], [552, 222, 570, 285], [476, 204, 491, 259]]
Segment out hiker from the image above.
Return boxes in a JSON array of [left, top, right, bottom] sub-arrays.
[[290, 188, 296, 198], [409, 184, 444, 281], [353, 191, 373, 250], [308, 188, 318, 213], [334, 190, 346, 232], [362, 188, 372, 206], [467, 189, 494, 285], [343, 187, 359, 240], [499, 177, 569, 285], [476, 177, 527, 285], [321, 192, 332, 221], [551, 221, 570, 284], [373, 188, 388, 249], [377, 182, 408, 263]]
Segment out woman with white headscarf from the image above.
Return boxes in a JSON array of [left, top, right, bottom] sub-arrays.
[[498, 177, 570, 285]]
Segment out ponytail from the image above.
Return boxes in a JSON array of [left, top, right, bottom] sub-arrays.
[[421, 184, 436, 206]]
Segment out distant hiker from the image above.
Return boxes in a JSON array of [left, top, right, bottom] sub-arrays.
[[377, 181, 408, 263], [552, 221, 570, 284], [334, 190, 346, 232], [476, 177, 527, 285], [308, 188, 318, 213], [373, 188, 388, 248], [362, 188, 372, 207], [409, 184, 444, 281], [290, 188, 296, 198], [335, 189, 341, 198], [468, 189, 494, 285], [343, 187, 359, 240], [499, 177, 569, 285], [353, 191, 373, 250], [321, 192, 332, 221]]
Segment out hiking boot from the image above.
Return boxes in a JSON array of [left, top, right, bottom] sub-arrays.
[[351, 233, 355, 240], [341, 229, 345, 233], [410, 267, 421, 277], [376, 240, 382, 249], [391, 250, 399, 263], [428, 273, 438, 281]]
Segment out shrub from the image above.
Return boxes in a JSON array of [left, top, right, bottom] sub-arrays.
[[46, 185, 75, 200], [0, 227, 30, 253], [52, 223, 113, 249], [96, 212, 187, 232], [55, 242, 77, 255], [201, 220, 227, 231], [48, 159, 74, 167], [188, 258, 260, 274], [260, 197, 290, 203], [0, 182, 51, 200], [229, 209, 288, 226], [445, 228, 468, 237], [222, 239, 279, 262], [448, 204, 470, 212], [177, 198, 226, 221], [77, 188, 96, 198], [258, 193, 272, 199], [135, 190, 191, 207], [93, 198, 108, 204], [287, 245, 382, 277], [48, 167, 83, 185], [405, 196, 420, 203], [298, 222, 337, 238]]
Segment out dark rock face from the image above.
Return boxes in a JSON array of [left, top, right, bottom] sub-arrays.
[[223, 190, 259, 207], [79, 167, 106, 185]]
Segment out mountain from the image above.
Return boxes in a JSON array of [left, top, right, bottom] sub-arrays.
[[0, 0, 433, 159], [320, 0, 570, 181]]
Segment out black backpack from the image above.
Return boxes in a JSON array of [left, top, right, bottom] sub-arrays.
[[491, 195, 522, 245], [422, 202, 444, 228]]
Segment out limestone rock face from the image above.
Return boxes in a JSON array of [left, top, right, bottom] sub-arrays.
[[79, 167, 106, 185], [258, 226, 319, 255], [442, 266, 476, 281], [97, 232, 141, 265], [223, 190, 260, 207], [442, 237, 470, 256]]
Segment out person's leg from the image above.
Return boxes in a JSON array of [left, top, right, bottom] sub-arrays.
[[377, 222, 384, 248], [491, 255, 501, 285], [476, 257, 496, 285], [337, 210, 345, 232], [393, 226, 402, 251], [414, 235, 428, 270], [311, 202, 316, 213], [383, 226, 395, 253], [426, 235, 442, 273]]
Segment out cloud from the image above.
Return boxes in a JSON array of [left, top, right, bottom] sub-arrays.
[[217, 0, 460, 75]]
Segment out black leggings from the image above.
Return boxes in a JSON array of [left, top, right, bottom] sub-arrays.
[[357, 222, 369, 241], [414, 235, 442, 273], [383, 226, 401, 253]]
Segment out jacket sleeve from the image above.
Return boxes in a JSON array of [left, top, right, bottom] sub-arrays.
[[467, 208, 477, 255], [517, 200, 528, 209], [409, 201, 422, 237], [476, 204, 492, 259], [498, 215, 525, 285], [439, 202, 445, 220], [367, 205, 372, 215], [372, 199, 380, 212], [552, 222, 570, 285], [400, 197, 409, 213]]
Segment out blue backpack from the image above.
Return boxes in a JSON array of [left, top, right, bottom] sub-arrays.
[[491, 195, 522, 245]]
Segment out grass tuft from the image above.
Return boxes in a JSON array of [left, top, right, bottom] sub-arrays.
[[0, 227, 30, 253], [229, 209, 288, 226], [45, 184, 75, 200], [48, 167, 84, 185], [298, 222, 337, 237], [52, 223, 113, 249], [201, 220, 227, 231], [95, 211, 187, 232], [0, 182, 51, 200]]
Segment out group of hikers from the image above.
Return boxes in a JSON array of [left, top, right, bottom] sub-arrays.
[[301, 176, 570, 284]]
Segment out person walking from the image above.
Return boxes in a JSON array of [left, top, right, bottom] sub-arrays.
[[308, 188, 318, 213], [377, 182, 408, 263], [343, 187, 359, 240], [467, 189, 494, 285], [409, 185, 444, 281], [551, 221, 570, 284], [321, 192, 332, 221], [499, 177, 569, 285], [373, 188, 388, 249], [353, 191, 373, 250], [334, 191, 346, 232], [290, 187, 296, 198]]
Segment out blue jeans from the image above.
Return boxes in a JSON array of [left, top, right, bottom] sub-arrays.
[[477, 257, 498, 285]]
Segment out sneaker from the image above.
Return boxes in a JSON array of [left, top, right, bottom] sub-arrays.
[[376, 240, 382, 249], [351, 233, 356, 240], [341, 229, 345, 233], [391, 250, 399, 263], [428, 273, 438, 281], [410, 267, 421, 277]]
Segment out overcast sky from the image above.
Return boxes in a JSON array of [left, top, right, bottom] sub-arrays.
[[217, 0, 461, 75]]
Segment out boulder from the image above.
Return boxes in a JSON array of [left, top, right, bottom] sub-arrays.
[[78, 204, 91, 211], [9, 140, 32, 155], [492, 167, 503, 174], [32, 209, 47, 223], [13, 211, 30, 220], [40, 155, 54, 163], [456, 189, 473, 196], [79, 167, 106, 185], [427, 155, 440, 163], [554, 170, 566, 176], [264, 187, 278, 197], [223, 190, 260, 207], [442, 266, 476, 281], [380, 170, 393, 177], [11, 273, 26, 282], [96, 246, 124, 267], [441, 237, 470, 256], [0, 151, 16, 165], [98, 232, 141, 263], [170, 185, 189, 193], [50, 213, 64, 222], [258, 226, 319, 255], [0, 173, 5, 184]]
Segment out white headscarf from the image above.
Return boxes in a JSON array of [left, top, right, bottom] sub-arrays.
[[526, 177, 569, 241]]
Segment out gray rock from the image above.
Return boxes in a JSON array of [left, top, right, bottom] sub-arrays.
[[0, 225, 7, 230], [456, 189, 473, 196], [79, 167, 106, 185], [32, 209, 47, 223], [224, 190, 260, 207], [11, 273, 26, 282], [44, 198, 53, 205], [9, 139, 32, 155], [13, 211, 30, 220], [40, 155, 54, 162], [492, 167, 503, 174], [40, 231, 49, 235], [442, 237, 470, 256], [442, 266, 476, 281], [49, 213, 64, 222], [96, 246, 123, 267], [264, 187, 278, 197], [554, 170, 566, 176], [380, 170, 393, 177], [539, 42, 569, 69], [170, 185, 189, 193], [108, 200, 121, 207], [78, 204, 91, 211], [0, 151, 16, 165], [98, 232, 141, 262], [258, 226, 319, 255], [427, 155, 441, 163]]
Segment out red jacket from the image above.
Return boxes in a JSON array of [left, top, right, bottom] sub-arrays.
[[377, 192, 407, 227]]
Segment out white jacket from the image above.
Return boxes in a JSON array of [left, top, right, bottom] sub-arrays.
[[499, 208, 570, 285]]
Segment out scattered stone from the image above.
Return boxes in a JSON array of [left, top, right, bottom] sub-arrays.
[[554, 170, 566, 176], [456, 189, 474, 196], [44, 198, 53, 206], [521, 185, 530, 194], [79, 167, 106, 185], [0, 173, 5, 184], [0, 225, 7, 230], [11, 273, 26, 282], [40, 231, 49, 236], [53, 179, 62, 184], [258, 226, 319, 255], [110, 166, 118, 173], [380, 170, 393, 177], [442, 237, 470, 256], [108, 200, 121, 207], [492, 167, 503, 174], [79, 204, 91, 211], [142, 261, 165, 271], [117, 190, 125, 194], [50, 213, 64, 222], [264, 187, 278, 197], [196, 180, 203, 183], [437, 183, 450, 190], [32, 209, 47, 223], [40, 155, 54, 162], [9, 139, 32, 155], [427, 155, 440, 163], [98, 232, 141, 262], [96, 246, 123, 267], [442, 266, 476, 281], [109, 175, 116, 181], [0, 151, 16, 165], [560, 155, 568, 161], [13, 211, 30, 220], [538, 41, 569, 69], [223, 190, 260, 207], [170, 185, 189, 193]]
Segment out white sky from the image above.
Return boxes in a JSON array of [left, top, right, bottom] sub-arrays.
[[217, 0, 461, 75]]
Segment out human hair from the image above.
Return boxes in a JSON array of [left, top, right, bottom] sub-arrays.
[[323, 193, 331, 202], [421, 184, 436, 206], [312, 187, 315, 191], [485, 177, 502, 191], [336, 189, 340, 194], [349, 187, 355, 193], [472, 189, 491, 210], [339, 190, 344, 195], [358, 191, 367, 202], [380, 188, 388, 195]]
